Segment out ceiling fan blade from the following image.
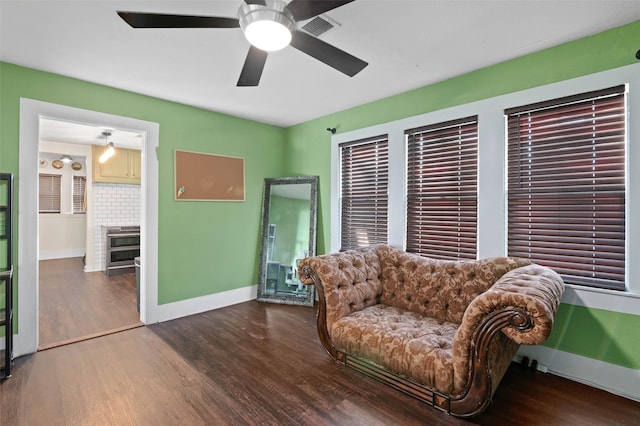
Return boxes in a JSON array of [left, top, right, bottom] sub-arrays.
[[286, 0, 355, 21], [290, 31, 367, 77], [244, 0, 267, 5], [237, 46, 268, 87], [117, 12, 239, 28]]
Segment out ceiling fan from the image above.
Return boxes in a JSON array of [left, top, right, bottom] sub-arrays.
[[117, 0, 368, 87]]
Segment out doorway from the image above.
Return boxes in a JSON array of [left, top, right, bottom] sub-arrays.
[[37, 118, 144, 349], [16, 99, 160, 357]]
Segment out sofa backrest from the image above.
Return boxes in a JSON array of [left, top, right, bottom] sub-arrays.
[[375, 245, 531, 324]]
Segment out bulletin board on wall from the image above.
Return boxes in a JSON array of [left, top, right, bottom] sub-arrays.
[[174, 150, 245, 201]]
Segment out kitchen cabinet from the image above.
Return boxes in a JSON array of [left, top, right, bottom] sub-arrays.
[[129, 149, 142, 182], [92, 146, 141, 184], [1, 173, 13, 379]]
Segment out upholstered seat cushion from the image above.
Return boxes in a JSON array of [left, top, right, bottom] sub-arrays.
[[330, 304, 458, 393]]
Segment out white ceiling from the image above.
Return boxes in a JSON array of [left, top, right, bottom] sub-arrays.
[[2, 0, 640, 129], [39, 117, 144, 149]]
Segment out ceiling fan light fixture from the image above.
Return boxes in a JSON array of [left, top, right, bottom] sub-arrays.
[[238, 0, 295, 52], [60, 154, 74, 163]]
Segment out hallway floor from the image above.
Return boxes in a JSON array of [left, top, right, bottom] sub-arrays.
[[39, 257, 142, 349]]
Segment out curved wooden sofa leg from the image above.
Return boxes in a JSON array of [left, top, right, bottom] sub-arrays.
[[449, 308, 534, 417]]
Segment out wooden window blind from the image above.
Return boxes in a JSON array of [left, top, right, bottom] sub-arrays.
[[405, 116, 478, 260], [506, 85, 626, 290], [340, 135, 389, 250], [39, 173, 61, 213], [73, 175, 87, 214]]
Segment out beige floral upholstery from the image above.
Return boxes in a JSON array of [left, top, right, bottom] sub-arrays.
[[299, 245, 382, 333], [376, 245, 531, 324], [330, 305, 459, 392], [299, 244, 564, 409]]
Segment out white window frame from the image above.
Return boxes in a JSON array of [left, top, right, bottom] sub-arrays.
[[331, 62, 640, 315]]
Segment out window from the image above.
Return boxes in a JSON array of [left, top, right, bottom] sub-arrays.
[[405, 117, 478, 260], [340, 135, 389, 250], [506, 85, 626, 290], [73, 175, 86, 214], [39, 173, 61, 213]]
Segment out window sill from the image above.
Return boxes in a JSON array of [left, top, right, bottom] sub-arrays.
[[38, 213, 86, 217], [562, 283, 640, 316]]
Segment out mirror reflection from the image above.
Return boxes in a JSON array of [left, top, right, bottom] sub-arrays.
[[257, 176, 318, 306]]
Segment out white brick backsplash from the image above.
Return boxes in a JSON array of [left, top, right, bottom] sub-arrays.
[[92, 183, 141, 271]]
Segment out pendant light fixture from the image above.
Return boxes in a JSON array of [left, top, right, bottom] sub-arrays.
[[99, 131, 115, 163]]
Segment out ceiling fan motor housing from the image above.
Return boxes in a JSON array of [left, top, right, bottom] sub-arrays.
[[238, 0, 296, 51]]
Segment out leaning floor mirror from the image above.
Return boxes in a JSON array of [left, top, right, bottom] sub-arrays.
[[257, 176, 319, 306]]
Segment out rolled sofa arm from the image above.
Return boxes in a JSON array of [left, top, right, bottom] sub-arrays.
[[448, 263, 564, 415], [457, 263, 564, 347], [298, 247, 383, 360], [298, 247, 382, 326]]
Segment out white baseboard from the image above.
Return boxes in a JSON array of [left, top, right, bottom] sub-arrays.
[[517, 345, 640, 402], [39, 249, 85, 260], [155, 284, 258, 323]]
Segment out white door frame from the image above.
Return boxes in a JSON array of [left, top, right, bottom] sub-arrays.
[[16, 98, 160, 356]]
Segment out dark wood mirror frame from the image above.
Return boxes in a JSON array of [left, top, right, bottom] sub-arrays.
[[256, 176, 318, 306]]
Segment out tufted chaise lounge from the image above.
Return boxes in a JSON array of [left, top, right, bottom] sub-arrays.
[[298, 245, 564, 417]]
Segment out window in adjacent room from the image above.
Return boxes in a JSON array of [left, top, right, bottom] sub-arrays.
[[405, 116, 478, 260], [72, 175, 86, 214], [38, 173, 62, 213], [506, 85, 626, 290], [339, 135, 389, 250]]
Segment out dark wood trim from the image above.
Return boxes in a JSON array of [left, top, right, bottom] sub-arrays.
[[449, 308, 531, 417], [301, 265, 338, 360]]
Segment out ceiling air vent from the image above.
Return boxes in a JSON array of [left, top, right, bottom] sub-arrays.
[[301, 16, 335, 38]]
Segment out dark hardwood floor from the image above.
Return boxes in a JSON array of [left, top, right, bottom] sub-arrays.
[[39, 257, 142, 349], [2, 300, 638, 425]]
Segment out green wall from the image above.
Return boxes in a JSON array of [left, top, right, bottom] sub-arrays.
[[285, 19, 640, 370], [546, 304, 639, 370], [0, 62, 287, 306]]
